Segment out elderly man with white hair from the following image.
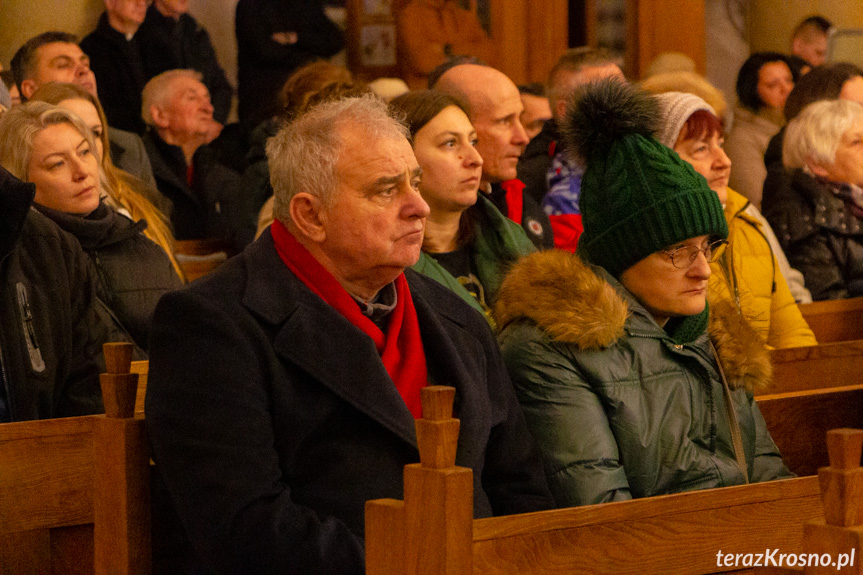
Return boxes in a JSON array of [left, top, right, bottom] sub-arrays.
[[145, 94, 553, 574], [141, 69, 246, 246], [764, 99, 863, 301]]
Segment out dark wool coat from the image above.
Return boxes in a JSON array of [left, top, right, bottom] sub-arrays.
[[34, 202, 182, 351], [143, 131, 247, 248], [137, 5, 233, 124], [517, 118, 559, 205], [0, 167, 103, 421], [81, 12, 149, 135], [235, 0, 344, 128], [763, 168, 863, 301], [146, 230, 554, 575]]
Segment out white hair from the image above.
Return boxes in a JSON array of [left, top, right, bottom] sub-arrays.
[[267, 94, 408, 224], [784, 99, 863, 171]]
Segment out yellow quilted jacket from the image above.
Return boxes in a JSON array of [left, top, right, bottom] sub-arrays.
[[708, 189, 817, 349]]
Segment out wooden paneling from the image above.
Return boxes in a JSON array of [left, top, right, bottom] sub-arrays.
[[627, 0, 705, 79]]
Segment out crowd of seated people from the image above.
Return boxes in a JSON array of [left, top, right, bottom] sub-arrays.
[[5, 7, 863, 573]]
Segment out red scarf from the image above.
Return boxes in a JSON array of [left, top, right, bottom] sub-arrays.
[[270, 220, 427, 418], [500, 178, 525, 225]]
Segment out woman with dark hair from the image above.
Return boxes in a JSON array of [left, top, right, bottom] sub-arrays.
[[495, 80, 791, 508], [725, 52, 795, 207], [390, 90, 535, 322]]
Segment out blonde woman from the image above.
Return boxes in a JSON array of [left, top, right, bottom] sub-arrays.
[[30, 82, 183, 279], [0, 102, 182, 351]]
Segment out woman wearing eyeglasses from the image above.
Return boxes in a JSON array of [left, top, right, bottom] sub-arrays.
[[651, 91, 816, 349], [493, 80, 792, 508]]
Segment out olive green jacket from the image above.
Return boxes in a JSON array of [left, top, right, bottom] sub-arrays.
[[494, 250, 793, 508], [412, 193, 536, 319]]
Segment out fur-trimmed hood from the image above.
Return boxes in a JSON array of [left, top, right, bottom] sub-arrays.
[[494, 250, 772, 392]]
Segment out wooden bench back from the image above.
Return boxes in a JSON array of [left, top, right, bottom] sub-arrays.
[[799, 297, 863, 343], [131, 360, 148, 417], [365, 386, 826, 575], [756, 385, 863, 477], [767, 340, 863, 396], [0, 343, 150, 575]]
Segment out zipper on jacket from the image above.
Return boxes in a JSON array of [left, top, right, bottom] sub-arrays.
[[16, 282, 46, 373]]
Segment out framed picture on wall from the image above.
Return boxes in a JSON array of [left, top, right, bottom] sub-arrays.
[[360, 24, 396, 66]]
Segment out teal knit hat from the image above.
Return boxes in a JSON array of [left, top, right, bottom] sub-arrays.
[[564, 79, 728, 277]]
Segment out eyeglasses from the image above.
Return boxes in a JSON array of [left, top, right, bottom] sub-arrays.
[[660, 239, 728, 269]]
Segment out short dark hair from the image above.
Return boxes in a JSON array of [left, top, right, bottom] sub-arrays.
[[735, 52, 796, 112], [784, 62, 863, 121], [427, 55, 485, 89], [10, 31, 79, 91], [389, 89, 469, 139], [793, 15, 833, 39], [518, 82, 546, 98]]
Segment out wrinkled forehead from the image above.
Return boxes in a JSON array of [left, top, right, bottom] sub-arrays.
[[166, 76, 207, 100], [336, 127, 417, 182]]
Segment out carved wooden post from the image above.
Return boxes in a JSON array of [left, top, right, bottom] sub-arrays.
[[804, 428, 863, 574], [366, 386, 473, 575], [95, 342, 151, 575]]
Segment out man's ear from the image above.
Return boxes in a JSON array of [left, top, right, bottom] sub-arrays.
[[19, 79, 38, 100], [150, 105, 169, 129], [289, 192, 327, 243], [555, 98, 567, 123]]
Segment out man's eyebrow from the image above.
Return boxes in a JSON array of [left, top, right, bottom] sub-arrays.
[[368, 167, 423, 191]]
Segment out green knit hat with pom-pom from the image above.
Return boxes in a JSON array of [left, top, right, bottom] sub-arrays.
[[563, 79, 728, 277]]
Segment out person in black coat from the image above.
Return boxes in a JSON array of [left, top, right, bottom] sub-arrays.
[[235, 0, 344, 129], [0, 166, 103, 422], [142, 69, 247, 248], [764, 98, 863, 300], [0, 101, 182, 353], [80, 0, 150, 135], [146, 95, 553, 574], [137, 0, 233, 127]]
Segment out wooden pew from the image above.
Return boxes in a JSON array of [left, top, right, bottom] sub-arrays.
[[757, 385, 863, 477], [0, 343, 150, 575], [753, 428, 863, 574], [131, 359, 148, 417], [175, 238, 231, 282], [767, 340, 863, 396], [366, 386, 826, 575], [799, 298, 863, 343]]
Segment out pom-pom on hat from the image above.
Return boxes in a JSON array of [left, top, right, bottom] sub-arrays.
[[563, 79, 728, 277]]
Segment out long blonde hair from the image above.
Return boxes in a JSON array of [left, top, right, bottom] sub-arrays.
[[29, 83, 184, 279]]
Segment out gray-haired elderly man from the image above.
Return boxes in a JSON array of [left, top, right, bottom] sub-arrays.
[[141, 69, 246, 246], [146, 95, 553, 574]]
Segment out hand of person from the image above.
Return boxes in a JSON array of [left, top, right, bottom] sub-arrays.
[[271, 31, 299, 45]]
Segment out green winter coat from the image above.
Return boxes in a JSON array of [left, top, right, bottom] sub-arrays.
[[494, 250, 793, 508], [412, 193, 536, 320]]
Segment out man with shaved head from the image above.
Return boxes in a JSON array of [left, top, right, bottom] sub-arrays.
[[436, 63, 553, 249]]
